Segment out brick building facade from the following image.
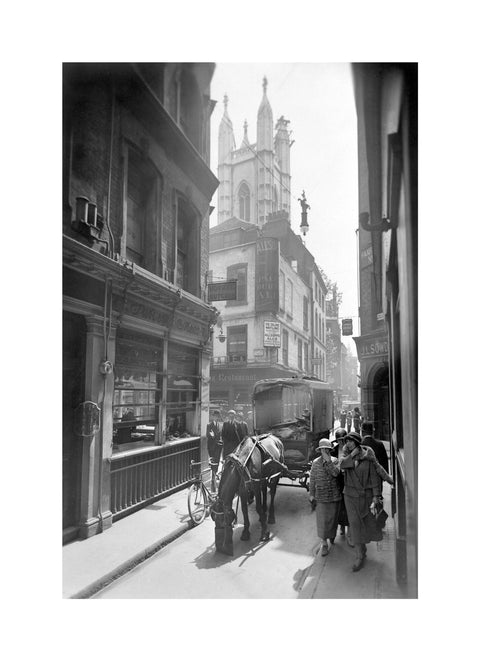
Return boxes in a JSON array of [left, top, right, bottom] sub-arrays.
[[63, 63, 218, 542]]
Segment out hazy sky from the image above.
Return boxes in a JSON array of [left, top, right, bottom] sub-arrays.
[[209, 63, 359, 354]]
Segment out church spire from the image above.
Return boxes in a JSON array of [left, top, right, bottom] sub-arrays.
[[218, 91, 236, 163], [257, 76, 273, 151], [241, 119, 250, 146]]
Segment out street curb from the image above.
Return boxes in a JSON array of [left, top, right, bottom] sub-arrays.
[[68, 521, 193, 599]]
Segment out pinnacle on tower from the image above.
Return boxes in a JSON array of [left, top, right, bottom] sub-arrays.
[[242, 119, 250, 146]]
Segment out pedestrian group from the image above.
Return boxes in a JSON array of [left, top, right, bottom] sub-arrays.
[[207, 406, 394, 573]]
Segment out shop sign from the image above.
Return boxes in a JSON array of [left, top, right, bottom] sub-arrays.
[[74, 401, 100, 437], [356, 338, 388, 358], [255, 238, 279, 312], [263, 321, 281, 347], [360, 245, 373, 269], [207, 280, 237, 302]]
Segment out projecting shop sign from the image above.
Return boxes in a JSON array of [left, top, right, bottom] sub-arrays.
[[264, 321, 281, 347], [207, 280, 237, 302]]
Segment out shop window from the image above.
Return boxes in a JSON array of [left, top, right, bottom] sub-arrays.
[[226, 263, 247, 306], [113, 330, 164, 451], [238, 183, 251, 221], [166, 343, 200, 439], [227, 325, 247, 363], [282, 329, 289, 366], [126, 149, 160, 270]]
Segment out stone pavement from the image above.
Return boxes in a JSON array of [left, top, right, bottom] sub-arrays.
[[64, 439, 413, 599], [63, 487, 192, 599]]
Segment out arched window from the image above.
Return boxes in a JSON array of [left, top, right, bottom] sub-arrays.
[[273, 186, 278, 212], [238, 183, 251, 221]]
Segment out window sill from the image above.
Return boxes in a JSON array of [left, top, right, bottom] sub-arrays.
[[111, 435, 200, 459]]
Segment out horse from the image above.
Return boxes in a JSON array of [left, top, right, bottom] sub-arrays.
[[212, 433, 288, 556]]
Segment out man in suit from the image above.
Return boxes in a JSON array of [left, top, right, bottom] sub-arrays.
[[207, 410, 223, 491], [222, 409, 242, 457], [360, 421, 389, 473], [234, 411, 249, 441]]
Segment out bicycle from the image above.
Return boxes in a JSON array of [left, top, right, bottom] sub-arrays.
[[187, 460, 219, 525]]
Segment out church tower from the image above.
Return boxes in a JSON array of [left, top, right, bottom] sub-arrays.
[[256, 77, 274, 225], [216, 77, 292, 227], [217, 94, 236, 224]]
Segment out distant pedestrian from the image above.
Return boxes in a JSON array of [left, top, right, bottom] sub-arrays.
[[340, 432, 393, 572], [309, 439, 342, 557], [353, 407, 362, 433], [222, 410, 242, 457], [346, 410, 352, 433], [340, 410, 347, 427], [331, 428, 349, 536], [206, 410, 223, 492]]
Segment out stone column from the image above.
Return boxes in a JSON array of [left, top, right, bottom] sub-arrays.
[[78, 315, 116, 538]]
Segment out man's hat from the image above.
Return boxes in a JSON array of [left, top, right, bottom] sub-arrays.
[[227, 409, 236, 415]]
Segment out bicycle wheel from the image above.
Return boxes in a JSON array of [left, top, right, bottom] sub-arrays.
[[187, 482, 207, 525]]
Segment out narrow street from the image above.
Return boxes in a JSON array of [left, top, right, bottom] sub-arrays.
[[94, 484, 321, 599]]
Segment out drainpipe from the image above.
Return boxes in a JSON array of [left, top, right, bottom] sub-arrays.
[[97, 275, 113, 532], [104, 75, 116, 259]]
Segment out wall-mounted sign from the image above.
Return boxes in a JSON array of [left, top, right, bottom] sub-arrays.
[[264, 321, 281, 347], [360, 245, 374, 269], [208, 280, 237, 302], [74, 401, 100, 437], [255, 237, 279, 312], [354, 334, 388, 359]]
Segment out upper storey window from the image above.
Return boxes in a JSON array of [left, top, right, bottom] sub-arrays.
[[168, 67, 202, 153], [238, 183, 251, 221]]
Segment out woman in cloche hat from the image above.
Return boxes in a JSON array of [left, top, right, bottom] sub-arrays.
[[309, 438, 343, 557], [339, 432, 394, 571]]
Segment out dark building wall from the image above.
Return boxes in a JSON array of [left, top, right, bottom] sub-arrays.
[[63, 63, 213, 297]]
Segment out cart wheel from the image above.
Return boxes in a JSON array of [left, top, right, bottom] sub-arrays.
[[187, 483, 207, 525]]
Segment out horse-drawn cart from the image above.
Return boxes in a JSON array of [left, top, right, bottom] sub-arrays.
[[252, 377, 335, 489]]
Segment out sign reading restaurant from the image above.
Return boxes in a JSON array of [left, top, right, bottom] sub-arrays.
[[264, 321, 281, 347]]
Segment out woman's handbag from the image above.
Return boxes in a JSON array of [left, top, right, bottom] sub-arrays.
[[375, 506, 388, 530], [364, 509, 383, 542]]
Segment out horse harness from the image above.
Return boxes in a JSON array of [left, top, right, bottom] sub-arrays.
[[227, 434, 285, 491]]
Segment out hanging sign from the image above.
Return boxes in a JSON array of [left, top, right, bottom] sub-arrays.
[[207, 280, 237, 302]]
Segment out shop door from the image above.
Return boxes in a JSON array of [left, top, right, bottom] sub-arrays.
[[63, 312, 85, 537], [373, 366, 391, 442]]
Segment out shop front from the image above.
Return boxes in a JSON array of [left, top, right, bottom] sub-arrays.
[[63, 236, 215, 539], [353, 330, 390, 442]]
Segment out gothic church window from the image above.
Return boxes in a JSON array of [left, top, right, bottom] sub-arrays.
[[238, 183, 251, 221]]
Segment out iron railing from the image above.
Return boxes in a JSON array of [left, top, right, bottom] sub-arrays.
[[110, 437, 200, 520]]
